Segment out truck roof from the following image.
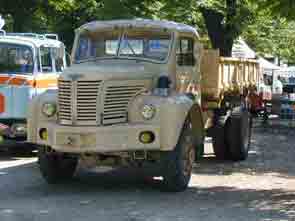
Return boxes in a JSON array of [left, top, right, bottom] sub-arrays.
[[77, 19, 199, 37], [0, 35, 64, 48]]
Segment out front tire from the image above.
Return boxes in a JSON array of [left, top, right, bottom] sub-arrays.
[[162, 117, 195, 192], [38, 146, 78, 184]]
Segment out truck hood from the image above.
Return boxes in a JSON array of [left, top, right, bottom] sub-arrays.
[[61, 62, 158, 81]]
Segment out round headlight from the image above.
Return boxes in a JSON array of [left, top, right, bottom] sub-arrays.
[[42, 103, 57, 117], [141, 104, 156, 120]]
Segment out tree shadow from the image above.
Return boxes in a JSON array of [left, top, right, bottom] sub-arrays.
[[0, 122, 294, 220], [196, 126, 295, 180], [0, 161, 294, 221]]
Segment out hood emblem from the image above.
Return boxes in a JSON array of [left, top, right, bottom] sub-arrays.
[[68, 74, 83, 81]]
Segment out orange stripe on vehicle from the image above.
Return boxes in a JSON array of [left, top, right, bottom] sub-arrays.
[[34, 78, 58, 89], [0, 75, 29, 86], [0, 75, 58, 88]]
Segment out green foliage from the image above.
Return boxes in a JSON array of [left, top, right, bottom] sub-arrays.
[[0, 0, 295, 62], [0, 0, 43, 32], [258, 0, 295, 20], [0, 0, 204, 50], [243, 10, 295, 64]]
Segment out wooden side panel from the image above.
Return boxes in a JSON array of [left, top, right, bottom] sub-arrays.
[[201, 49, 260, 101], [200, 49, 220, 100]]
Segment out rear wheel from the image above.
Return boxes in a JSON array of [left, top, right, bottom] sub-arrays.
[[212, 112, 230, 160], [38, 146, 78, 184], [226, 108, 251, 161], [161, 117, 195, 192], [195, 143, 204, 160]]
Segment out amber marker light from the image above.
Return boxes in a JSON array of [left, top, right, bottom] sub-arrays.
[[39, 128, 48, 140], [139, 131, 155, 144]]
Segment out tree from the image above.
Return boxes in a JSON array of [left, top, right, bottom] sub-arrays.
[[0, 0, 43, 32], [0, 0, 257, 58], [43, 0, 100, 49], [38, 0, 163, 49], [198, 0, 254, 56]]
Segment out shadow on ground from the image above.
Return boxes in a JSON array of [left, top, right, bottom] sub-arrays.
[[0, 122, 294, 220], [0, 161, 294, 221], [195, 124, 295, 180], [0, 150, 37, 162]]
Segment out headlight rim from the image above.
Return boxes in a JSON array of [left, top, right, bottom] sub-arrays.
[[42, 102, 57, 118], [141, 104, 156, 120]]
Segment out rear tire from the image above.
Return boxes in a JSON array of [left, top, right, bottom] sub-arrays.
[[38, 146, 78, 184], [226, 108, 251, 161], [161, 117, 195, 192], [212, 112, 230, 160], [195, 143, 204, 160]]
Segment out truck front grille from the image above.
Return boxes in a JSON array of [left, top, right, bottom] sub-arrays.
[[58, 80, 101, 125], [103, 84, 145, 125], [58, 80, 72, 123], [58, 79, 147, 126]]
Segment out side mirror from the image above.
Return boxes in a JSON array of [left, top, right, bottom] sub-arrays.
[[66, 52, 72, 67]]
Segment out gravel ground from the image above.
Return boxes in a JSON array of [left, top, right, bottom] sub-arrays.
[[0, 122, 294, 221]]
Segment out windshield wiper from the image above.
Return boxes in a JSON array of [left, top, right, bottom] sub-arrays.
[[120, 32, 136, 56]]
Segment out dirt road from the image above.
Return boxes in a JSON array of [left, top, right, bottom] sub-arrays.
[[0, 126, 294, 221]]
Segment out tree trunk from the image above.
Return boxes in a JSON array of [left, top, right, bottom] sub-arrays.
[[200, 0, 238, 57]]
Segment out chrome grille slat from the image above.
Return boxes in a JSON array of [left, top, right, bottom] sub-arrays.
[[77, 104, 97, 107]]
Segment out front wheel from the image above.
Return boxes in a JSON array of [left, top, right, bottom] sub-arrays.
[[161, 117, 195, 192], [38, 146, 78, 184]]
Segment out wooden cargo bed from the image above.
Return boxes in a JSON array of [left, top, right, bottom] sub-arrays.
[[201, 50, 260, 102]]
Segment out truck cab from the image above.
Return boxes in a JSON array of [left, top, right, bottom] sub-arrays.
[[28, 19, 206, 191], [0, 32, 67, 143]]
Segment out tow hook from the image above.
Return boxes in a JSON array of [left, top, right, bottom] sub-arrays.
[[133, 151, 147, 161]]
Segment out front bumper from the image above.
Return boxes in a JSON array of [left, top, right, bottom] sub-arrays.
[[37, 122, 160, 153], [0, 120, 27, 142]]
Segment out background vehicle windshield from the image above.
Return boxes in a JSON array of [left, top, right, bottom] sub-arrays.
[[0, 43, 33, 74], [75, 30, 171, 62], [40, 46, 65, 73]]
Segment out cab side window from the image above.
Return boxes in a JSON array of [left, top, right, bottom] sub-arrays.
[[176, 38, 195, 66]]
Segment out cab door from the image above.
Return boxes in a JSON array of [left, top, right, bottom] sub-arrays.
[[175, 36, 197, 94]]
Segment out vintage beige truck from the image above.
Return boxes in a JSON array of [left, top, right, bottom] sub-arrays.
[[27, 19, 259, 192]]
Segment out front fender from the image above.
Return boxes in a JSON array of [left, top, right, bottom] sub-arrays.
[[129, 94, 201, 151], [27, 90, 58, 143]]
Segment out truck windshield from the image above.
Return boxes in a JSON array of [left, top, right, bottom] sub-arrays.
[[0, 43, 33, 74], [75, 30, 172, 63]]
